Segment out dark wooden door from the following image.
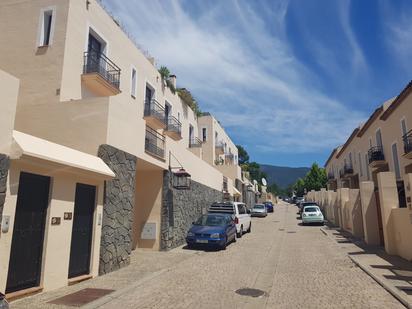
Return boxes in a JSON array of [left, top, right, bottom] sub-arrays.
[[6, 172, 50, 293], [374, 191, 385, 246], [68, 184, 96, 279]]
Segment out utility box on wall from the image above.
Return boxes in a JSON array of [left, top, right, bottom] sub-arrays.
[[141, 222, 157, 240]]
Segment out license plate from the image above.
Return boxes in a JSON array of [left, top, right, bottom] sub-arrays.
[[196, 239, 208, 244]]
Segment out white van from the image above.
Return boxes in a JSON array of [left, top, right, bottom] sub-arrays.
[[208, 202, 252, 237]]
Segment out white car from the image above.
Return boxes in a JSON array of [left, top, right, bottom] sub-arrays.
[[208, 202, 252, 237], [301, 205, 324, 225]]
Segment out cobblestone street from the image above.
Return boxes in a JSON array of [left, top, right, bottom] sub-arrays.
[[11, 201, 404, 309]]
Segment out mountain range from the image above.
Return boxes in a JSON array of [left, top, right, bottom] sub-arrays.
[[260, 164, 310, 189]]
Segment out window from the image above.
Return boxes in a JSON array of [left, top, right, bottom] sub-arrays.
[[376, 129, 383, 148], [358, 152, 363, 177], [392, 143, 401, 179], [39, 8, 55, 46], [237, 204, 246, 214], [202, 128, 207, 142], [365, 153, 370, 180], [130, 68, 137, 97], [401, 118, 407, 136]]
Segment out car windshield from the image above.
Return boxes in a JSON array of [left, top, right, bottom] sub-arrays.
[[304, 207, 318, 212], [254, 205, 265, 209], [194, 215, 226, 226]]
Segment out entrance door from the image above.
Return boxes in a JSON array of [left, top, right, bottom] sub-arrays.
[[6, 172, 50, 293], [68, 184, 96, 279], [374, 190, 385, 246]]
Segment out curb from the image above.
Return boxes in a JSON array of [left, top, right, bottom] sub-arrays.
[[348, 256, 411, 309], [321, 227, 411, 309]]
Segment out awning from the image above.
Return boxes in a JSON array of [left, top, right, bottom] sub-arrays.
[[233, 186, 241, 196], [12, 130, 115, 179]]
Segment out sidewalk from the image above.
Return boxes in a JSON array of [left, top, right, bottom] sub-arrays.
[[321, 226, 412, 309], [10, 246, 199, 309]]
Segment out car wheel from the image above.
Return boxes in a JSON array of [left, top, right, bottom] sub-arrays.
[[221, 237, 227, 250], [237, 226, 243, 238], [247, 222, 252, 233], [233, 234, 237, 243]]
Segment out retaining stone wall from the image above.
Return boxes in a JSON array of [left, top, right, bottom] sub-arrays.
[[161, 171, 223, 250], [98, 145, 137, 275], [0, 154, 9, 223]]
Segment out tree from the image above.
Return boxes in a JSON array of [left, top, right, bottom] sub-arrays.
[[304, 163, 327, 191], [293, 178, 305, 196], [236, 145, 249, 165]]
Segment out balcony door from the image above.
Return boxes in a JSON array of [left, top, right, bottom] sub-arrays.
[[376, 129, 383, 148], [165, 103, 171, 126], [87, 33, 103, 72], [189, 125, 194, 145], [145, 85, 153, 105]]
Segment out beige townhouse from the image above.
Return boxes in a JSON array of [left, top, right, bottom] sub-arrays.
[[0, 0, 234, 297], [308, 81, 412, 262], [197, 113, 243, 202]]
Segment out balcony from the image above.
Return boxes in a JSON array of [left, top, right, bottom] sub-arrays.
[[189, 137, 203, 148], [327, 172, 335, 181], [343, 164, 354, 177], [403, 130, 412, 159], [368, 146, 386, 168], [145, 126, 165, 160], [164, 116, 182, 141], [225, 153, 234, 161], [215, 141, 224, 155], [144, 99, 166, 130], [81, 50, 121, 96]]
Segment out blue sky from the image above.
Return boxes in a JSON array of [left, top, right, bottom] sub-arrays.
[[103, 0, 412, 167]]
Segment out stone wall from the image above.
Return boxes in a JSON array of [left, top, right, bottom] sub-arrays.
[[160, 171, 223, 250], [0, 154, 10, 223], [98, 145, 137, 275]]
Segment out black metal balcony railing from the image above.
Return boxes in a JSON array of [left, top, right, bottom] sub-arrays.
[[403, 129, 412, 155], [166, 116, 182, 135], [344, 163, 353, 175], [83, 50, 121, 89], [189, 137, 203, 148], [225, 153, 234, 159], [145, 127, 165, 159], [144, 99, 166, 123], [368, 146, 385, 164]]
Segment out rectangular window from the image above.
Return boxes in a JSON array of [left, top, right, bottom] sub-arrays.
[[40, 9, 54, 46], [358, 152, 363, 177], [401, 118, 407, 136], [131, 68, 137, 97], [392, 143, 401, 179], [365, 153, 370, 180], [202, 128, 207, 142]]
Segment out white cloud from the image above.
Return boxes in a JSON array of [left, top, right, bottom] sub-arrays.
[[102, 0, 365, 154]]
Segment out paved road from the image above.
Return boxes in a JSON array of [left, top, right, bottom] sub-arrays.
[[12, 202, 403, 309], [94, 202, 403, 308]]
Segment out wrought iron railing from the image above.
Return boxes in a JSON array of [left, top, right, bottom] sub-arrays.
[[166, 116, 182, 135], [402, 129, 412, 155], [83, 49, 121, 89], [344, 163, 353, 175], [144, 99, 166, 124], [368, 146, 385, 164], [225, 153, 234, 159], [145, 127, 165, 159], [189, 137, 203, 148]]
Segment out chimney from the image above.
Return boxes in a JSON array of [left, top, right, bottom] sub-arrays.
[[169, 75, 176, 88]]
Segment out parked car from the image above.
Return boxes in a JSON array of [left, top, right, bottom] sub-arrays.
[[208, 202, 251, 237], [299, 202, 318, 217], [295, 197, 304, 205], [301, 205, 324, 225], [251, 204, 268, 217], [186, 213, 237, 250], [264, 201, 274, 213], [0, 293, 8, 309]]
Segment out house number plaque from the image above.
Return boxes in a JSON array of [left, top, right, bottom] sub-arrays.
[[51, 217, 61, 225], [64, 212, 72, 220]]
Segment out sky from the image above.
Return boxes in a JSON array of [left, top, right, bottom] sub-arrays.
[[102, 0, 412, 167]]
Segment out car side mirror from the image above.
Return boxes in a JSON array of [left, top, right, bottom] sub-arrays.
[[247, 209, 251, 214]]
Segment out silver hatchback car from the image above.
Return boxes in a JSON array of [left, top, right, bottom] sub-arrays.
[[251, 204, 267, 217]]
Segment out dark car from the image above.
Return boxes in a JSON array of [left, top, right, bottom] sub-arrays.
[[0, 293, 8, 309], [186, 213, 237, 250], [298, 202, 319, 217], [264, 202, 274, 213]]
